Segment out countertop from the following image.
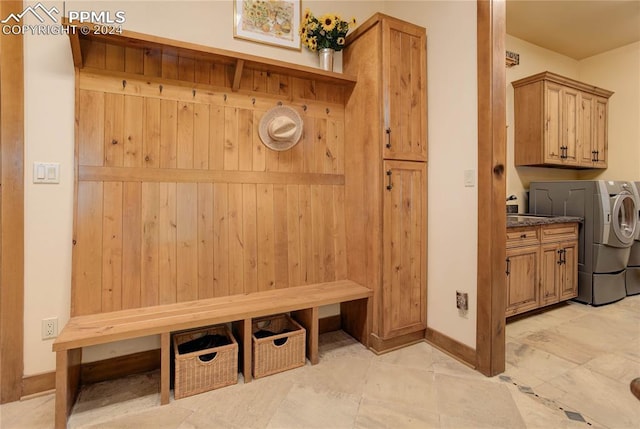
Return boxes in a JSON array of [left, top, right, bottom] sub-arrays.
[[507, 214, 583, 228]]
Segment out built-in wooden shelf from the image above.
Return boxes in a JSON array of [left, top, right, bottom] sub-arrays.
[[63, 19, 357, 91]]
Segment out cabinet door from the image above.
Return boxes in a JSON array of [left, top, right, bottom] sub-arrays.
[[559, 241, 578, 300], [382, 160, 427, 338], [382, 20, 427, 162], [560, 87, 579, 165], [593, 97, 608, 168], [544, 83, 563, 164], [506, 245, 540, 316], [578, 92, 595, 165], [540, 243, 561, 305]]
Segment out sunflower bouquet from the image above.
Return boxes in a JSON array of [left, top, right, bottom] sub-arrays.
[[299, 10, 356, 52]]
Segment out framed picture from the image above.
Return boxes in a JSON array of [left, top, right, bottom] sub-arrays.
[[234, 0, 301, 50]]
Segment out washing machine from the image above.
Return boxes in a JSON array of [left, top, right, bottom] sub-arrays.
[[626, 181, 640, 295], [529, 180, 638, 305]]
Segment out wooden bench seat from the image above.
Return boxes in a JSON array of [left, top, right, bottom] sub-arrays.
[[52, 280, 371, 429]]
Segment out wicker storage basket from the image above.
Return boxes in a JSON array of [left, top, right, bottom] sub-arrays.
[[173, 325, 238, 399], [252, 314, 306, 379]]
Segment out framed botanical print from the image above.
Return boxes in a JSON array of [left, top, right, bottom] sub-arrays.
[[233, 0, 302, 50]]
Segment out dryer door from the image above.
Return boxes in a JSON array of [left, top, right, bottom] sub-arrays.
[[611, 192, 638, 246]]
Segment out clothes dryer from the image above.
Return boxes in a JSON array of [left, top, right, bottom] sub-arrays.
[[529, 180, 638, 305], [626, 181, 640, 295]]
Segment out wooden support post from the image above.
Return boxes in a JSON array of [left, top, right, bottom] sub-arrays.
[[476, 0, 507, 376], [55, 348, 81, 429], [340, 297, 371, 347], [233, 318, 252, 383], [292, 307, 319, 365], [160, 332, 170, 405]]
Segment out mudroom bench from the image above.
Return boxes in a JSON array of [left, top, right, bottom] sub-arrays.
[[52, 280, 372, 429]]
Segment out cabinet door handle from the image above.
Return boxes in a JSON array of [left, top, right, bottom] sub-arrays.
[[557, 248, 567, 265], [595, 150, 599, 161], [592, 150, 597, 162], [561, 146, 568, 159], [520, 233, 527, 239], [386, 169, 393, 191], [385, 128, 392, 149], [506, 257, 511, 276]]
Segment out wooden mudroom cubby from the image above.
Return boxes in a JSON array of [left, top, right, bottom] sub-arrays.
[[54, 13, 428, 428]]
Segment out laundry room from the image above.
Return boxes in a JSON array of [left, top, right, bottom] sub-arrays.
[[504, 5, 640, 309]]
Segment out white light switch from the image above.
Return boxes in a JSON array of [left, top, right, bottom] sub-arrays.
[[33, 162, 60, 184], [464, 169, 475, 187]]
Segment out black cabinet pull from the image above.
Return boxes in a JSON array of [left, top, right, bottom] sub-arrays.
[[385, 128, 392, 149], [560, 146, 568, 159], [506, 257, 511, 276], [557, 248, 567, 265], [386, 170, 393, 191], [520, 233, 527, 239], [595, 150, 599, 161], [592, 150, 597, 162]]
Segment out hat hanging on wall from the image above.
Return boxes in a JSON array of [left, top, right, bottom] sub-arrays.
[[258, 105, 304, 152]]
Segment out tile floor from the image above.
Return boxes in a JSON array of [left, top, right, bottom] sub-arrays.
[[1, 295, 639, 428]]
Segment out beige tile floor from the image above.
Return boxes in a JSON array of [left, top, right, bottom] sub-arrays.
[[1, 295, 639, 428]]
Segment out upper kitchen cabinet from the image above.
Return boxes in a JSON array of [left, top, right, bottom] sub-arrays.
[[344, 14, 427, 162], [512, 72, 613, 169]]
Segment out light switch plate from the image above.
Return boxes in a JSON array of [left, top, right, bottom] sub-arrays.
[[33, 162, 60, 184], [463, 169, 475, 187]]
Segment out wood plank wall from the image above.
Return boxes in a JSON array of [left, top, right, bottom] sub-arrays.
[[73, 40, 348, 316]]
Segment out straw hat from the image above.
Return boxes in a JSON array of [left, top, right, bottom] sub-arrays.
[[259, 105, 303, 151]]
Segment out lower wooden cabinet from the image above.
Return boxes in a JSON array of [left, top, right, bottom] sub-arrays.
[[381, 160, 427, 338], [506, 245, 539, 315], [540, 240, 578, 305], [506, 223, 578, 317]]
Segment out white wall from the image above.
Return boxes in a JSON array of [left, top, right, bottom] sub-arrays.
[[578, 42, 640, 182], [23, 0, 385, 375], [24, 0, 479, 375], [506, 36, 640, 211], [386, 1, 478, 348]]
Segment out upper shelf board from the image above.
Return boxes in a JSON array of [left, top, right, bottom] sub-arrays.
[[63, 19, 357, 90]]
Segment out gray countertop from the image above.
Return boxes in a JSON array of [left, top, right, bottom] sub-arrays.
[[507, 214, 583, 228]]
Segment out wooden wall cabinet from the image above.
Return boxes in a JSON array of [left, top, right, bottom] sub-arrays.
[[506, 223, 578, 317], [512, 72, 613, 169], [343, 13, 428, 352]]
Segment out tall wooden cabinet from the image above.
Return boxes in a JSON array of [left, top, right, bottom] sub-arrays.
[[343, 13, 427, 353], [512, 72, 613, 169]]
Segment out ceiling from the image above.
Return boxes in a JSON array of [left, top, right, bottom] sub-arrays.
[[506, 0, 640, 60]]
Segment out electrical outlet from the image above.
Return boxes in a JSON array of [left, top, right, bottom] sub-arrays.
[[42, 317, 58, 340], [456, 291, 469, 311]]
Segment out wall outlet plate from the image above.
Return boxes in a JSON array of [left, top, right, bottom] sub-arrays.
[[42, 317, 58, 340], [456, 291, 469, 311]]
